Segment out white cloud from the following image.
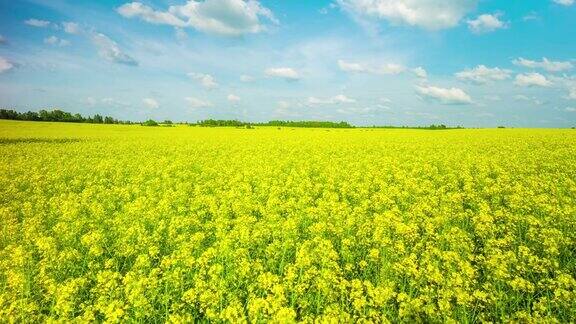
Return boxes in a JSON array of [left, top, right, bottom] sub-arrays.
[[513, 95, 544, 106], [118, 2, 185, 26], [416, 85, 472, 105], [240, 74, 254, 82], [514, 73, 552, 87], [412, 67, 427, 79], [569, 87, 576, 100], [188, 72, 219, 89], [91, 33, 138, 66], [467, 13, 507, 34], [308, 94, 356, 105], [0, 35, 6, 44], [455, 65, 512, 84], [62, 22, 80, 34], [185, 96, 212, 108], [552, 75, 576, 100], [553, 0, 574, 6], [24, 18, 50, 27], [338, 59, 405, 75], [0, 56, 13, 73], [265, 67, 300, 80], [337, 0, 478, 30], [143, 98, 159, 109], [338, 60, 366, 73], [227, 94, 241, 103], [512, 57, 573, 73], [565, 107, 576, 112], [44, 36, 70, 47], [376, 63, 405, 74], [117, 0, 278, 36]]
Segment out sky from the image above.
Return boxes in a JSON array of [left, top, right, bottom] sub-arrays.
[[0, 0, 575, 127]]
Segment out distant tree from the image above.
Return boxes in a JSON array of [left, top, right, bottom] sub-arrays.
[[104, 116, 115, 124], [92, 114, 103, 124], [0, 109, 19, 120], [163, 120, 173, 124], [23, 111, 40, 121], [142, 119, 158, 126]]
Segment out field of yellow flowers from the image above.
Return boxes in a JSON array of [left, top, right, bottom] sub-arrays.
[[1, 120, 575, 322]]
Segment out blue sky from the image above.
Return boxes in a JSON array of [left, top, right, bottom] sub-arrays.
[[0, 0, 575, 127]]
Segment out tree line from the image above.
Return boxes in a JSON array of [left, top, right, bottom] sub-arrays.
[[0, 109, 465, 129], [0, 109, 133, 124]]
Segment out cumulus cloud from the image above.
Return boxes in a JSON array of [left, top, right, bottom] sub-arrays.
[[185, 96, 212, 108], [117, 2, 186, 26], [338, 59, 405, 75], [336, 0, 478, 30], [0, 35, 6, 44], [24, 18, 50, 27], [455, 65, 512, 84], [513, 57, 573, 73], [553, 0, 574, 6], [467, 13, 507, 34], [308, 94, 356, 105], [514, 73, 552, 87], [117, 0, 278, 36], [565, 107, 576, 112], [44, 36, 70, 46], [265, 67, 300, 80], [227, 94, 241, 103], [188, 73, 219, 89], [0, 56, 13, 73], [143, 98, 159, 109], [416, 85, 472, 105], [62, 22, 80, 34], [91, 33, 138, 66]]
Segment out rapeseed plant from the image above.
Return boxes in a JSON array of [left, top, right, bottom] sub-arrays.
[[0, 120, 575, 322]]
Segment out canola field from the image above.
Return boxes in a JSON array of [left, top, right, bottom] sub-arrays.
[[1, 120, 575, 323]]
